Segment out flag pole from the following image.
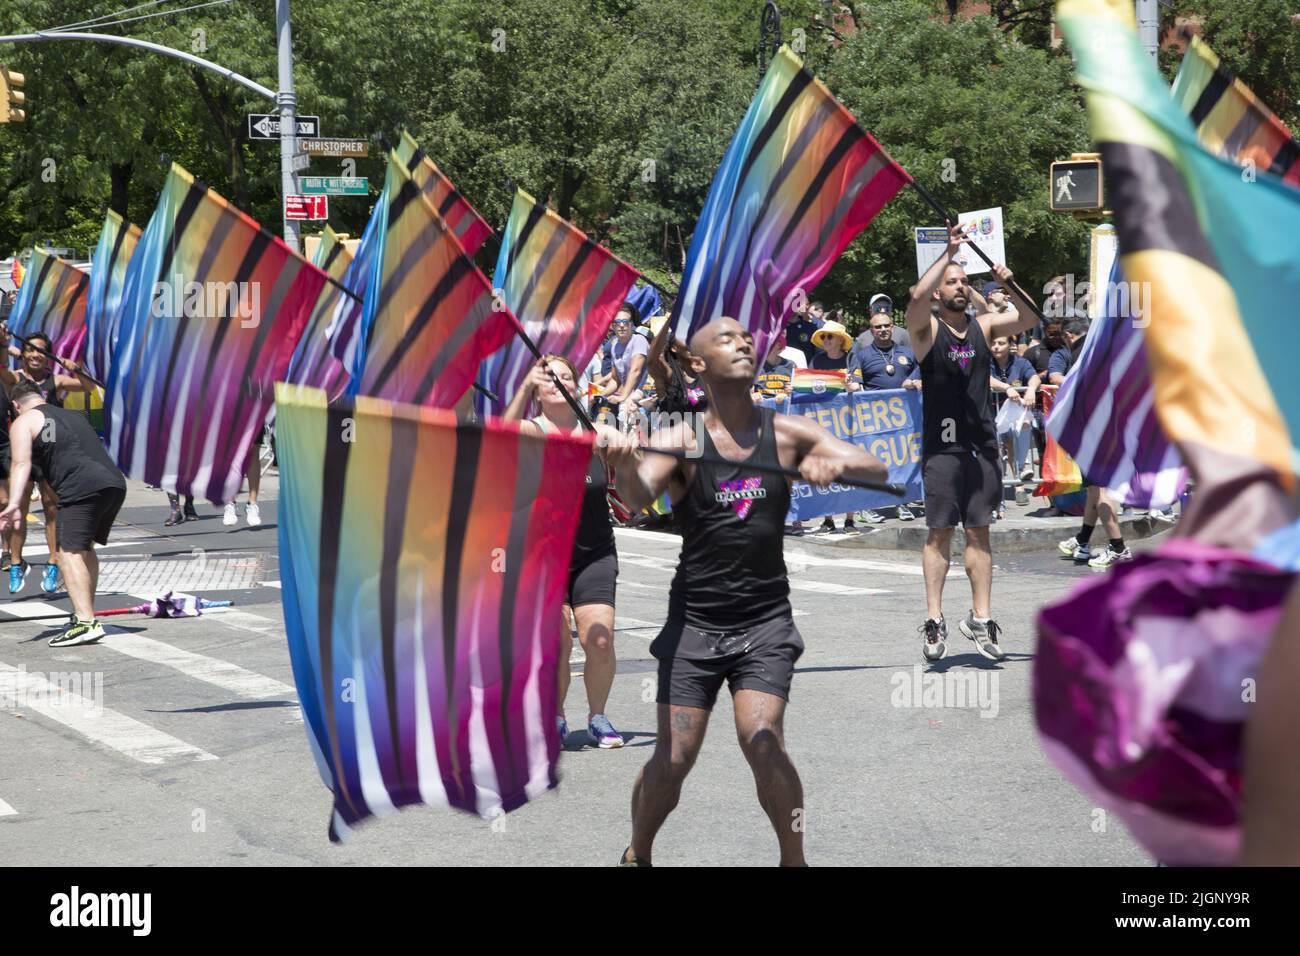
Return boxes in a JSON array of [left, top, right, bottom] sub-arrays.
[[3, 328, 107, 390]]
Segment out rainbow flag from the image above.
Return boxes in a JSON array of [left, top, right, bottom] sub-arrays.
[[85, 210, 143, 381], [10, 257, 23, 289], [476, 189, 639, 416], [349, 150, 522, 408], [1035, 0, 1300, 867], [274, 383, 590, 838], [285, 225, 356, 399], [6, 246, 90, 360], [1171, 36, 1300, 188], [394, 131, 494, 258], [108, 163, 330, 503], [670, 45, 910, 361], [790, 368, 846, 397]]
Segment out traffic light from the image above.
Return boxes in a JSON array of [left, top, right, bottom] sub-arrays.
[[1050, 154, 1104, 213], [0, 65, 26, 124]]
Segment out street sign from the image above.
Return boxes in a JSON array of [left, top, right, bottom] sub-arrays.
[[247, 113, 320, 140], [1050, 157, 1104, 212], [285, 194, 328, 221], [290, 151, 311, 173], [299, 176, 368, 196], [299, 137, 369, 158]]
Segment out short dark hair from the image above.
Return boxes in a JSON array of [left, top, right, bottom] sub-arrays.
[[23, 332, 51, 351], [1064, 318, 1089, 337], [616, 303, 642, 326], [10, 378, 45, 404]]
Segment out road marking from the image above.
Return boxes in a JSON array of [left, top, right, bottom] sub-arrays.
[[101, 632, 296, 700], [0, 796, 16, 817], [789, 580, 891, 596], [783, 548, 926, 576], [0, 601, 70, 619], [0, 661, 218, 764]]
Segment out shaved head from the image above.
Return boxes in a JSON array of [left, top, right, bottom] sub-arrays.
[[685, 316, 756, 385]]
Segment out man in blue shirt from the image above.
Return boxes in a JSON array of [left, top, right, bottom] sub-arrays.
[[851, 310, 921, 523], [785, 302, 825, 364], [1047, 318, 1088, 384]]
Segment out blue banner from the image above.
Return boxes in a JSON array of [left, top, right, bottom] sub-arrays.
[[762, 389, 923, 520]]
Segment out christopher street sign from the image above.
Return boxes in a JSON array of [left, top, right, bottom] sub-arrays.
[[299, 138, 370, 158]]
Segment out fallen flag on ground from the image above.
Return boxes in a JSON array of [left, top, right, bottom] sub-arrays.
[[274, 382, 590, 839]]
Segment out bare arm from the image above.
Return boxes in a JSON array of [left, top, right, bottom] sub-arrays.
[[502, 363, 547, 421], [777, 413, 888, 486], [609, 353, 647, 404], [907, 222, 967, 360], [53, 357, 93, 394], [0, 411, 40, 530], [645, 318, 674, 400], [981, 264, 1039, 342], [607, 420, 693, 512]]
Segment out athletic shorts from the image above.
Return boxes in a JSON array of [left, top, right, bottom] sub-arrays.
[[56, 486, 126, 552], [652, 616, 804, 710], [923, 449, 1001, 529], [568, 548, 617, 608], [0, 448, 7, 482]]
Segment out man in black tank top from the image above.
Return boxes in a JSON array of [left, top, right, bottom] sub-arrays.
[[1, 378, 126, 647], [907, 223, 1039, 664], [608, 316, 887, 866]]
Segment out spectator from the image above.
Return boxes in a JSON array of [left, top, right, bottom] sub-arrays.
[[809, 316, 855, 375], [989, 335, 1040, 482], [753, 330, 796, 400], [1047, 317, 1089, 385], [786, 300, 824, 363], [606, 304, 649, 423], [852, 293, 912, 355], [1023, 322, 1065, 377], [852, 307, 920, 524]]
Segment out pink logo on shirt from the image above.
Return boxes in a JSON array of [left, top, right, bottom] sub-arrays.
[[714, 477, 766, 519]]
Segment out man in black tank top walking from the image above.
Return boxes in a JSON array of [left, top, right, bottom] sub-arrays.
[[907, 224, 1039, 663], [0, 379, 127, 647], [608, 316, 887, 866]]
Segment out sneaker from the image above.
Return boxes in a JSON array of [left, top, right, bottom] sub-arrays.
[[246, 502, 262, 527], [164, 508, 185, 527], [588, 714, 624, 749], [0, 551, 9, 571], [841, 518, 860, 536], [815, 518, 836, 535], [617, 846, 652, 867], [785, 522, 805, 537], [40, 563, 61, 594], [49, 618, 106, 648], [222, 503, 238, 526], [8, 560, 29, 594], [1058, 536, 1091, 562], [959, 613, 1006, 661], [897, 505, 915, 521], [1019, 465, 1035, 482], [1088, 546, 1133, 569], [920, 617, 947, 662], [557, 716, 569, 746], [863, 510, 886, 524]]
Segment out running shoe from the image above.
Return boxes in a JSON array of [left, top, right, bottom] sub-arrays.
[[1058, 536, 1091, 562], [863, 510, 886, 524], [164, 508, 185, 527], [1019, 465, 1035, 482], [920, 617, 947, 662], [1088, 546, 1133, 569], [40, 563, 61, 594], [815, 518, 836, 535], [841, 518, 860, 536], [8, 560, 29, 594], [0, 551, 9, 571], [617, 846, 652, 867], [49, 618, 106, 648], [784, 522, 805, 537], [246, 502, 262, 527], [897, 505, 916, 521], [557, 716, 569, 746], [959, 613, 1006, 661], [222, 503, 238, 526], [588, 714, 624, 749]]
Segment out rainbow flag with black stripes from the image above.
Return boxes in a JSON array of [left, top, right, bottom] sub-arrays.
[[670, 45, 910, 361], [108, 163, 330, 503], [6, 246, 89, 359], [285, 225, 356, 399], [349, 150, 522, 407], [1171, 36, 1300, 188], [85, 210, 143, 381], [394, 131, 494, 258], [274, 382, 590, 839], [476, 189, 639, 416]]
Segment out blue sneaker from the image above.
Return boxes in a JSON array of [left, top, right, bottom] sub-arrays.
[[41, 563, 61, 594], [8, 560, 29, 594], [588, 714, 624, 749], [557, 716, 569, 746]]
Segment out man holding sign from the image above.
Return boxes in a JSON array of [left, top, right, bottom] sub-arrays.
[[907, 223, 1037, 663]]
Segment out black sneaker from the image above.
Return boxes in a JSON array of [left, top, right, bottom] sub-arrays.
[[49, 618, 107, 648], [164, 508, 185, 527], [921, 617, 947, 662], [617, 846, 652, 867], [816, 518, 836, 535], [959, 612, 1006, 661]]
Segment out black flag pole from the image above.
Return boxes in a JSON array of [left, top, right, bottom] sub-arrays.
[[2, 328, 107, 391]]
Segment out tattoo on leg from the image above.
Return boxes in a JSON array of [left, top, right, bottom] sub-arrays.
[[673, 711, 694, 732]]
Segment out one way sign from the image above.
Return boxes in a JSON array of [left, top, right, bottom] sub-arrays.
[[247, 113, 320, 140]]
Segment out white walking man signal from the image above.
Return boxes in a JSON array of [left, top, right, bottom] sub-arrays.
[[1055, 171, 1076, 202]]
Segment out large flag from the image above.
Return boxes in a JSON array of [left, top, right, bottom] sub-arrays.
[[476, 189, 639, 416], [1031, 387, 1083, 497], [1171, 36, 1300, 188], [394, 130, 494, 258], [274, 383, 590, 838], [108, 163, 330, 503], [85, 210, 143, 381], [6, 246, 90, 359], [670, 45, 910, 361], [284, 225, 356, 399], [349, 151, 521, 408], [1035, 0, 1300, 866], [1045, 260, 1187, 507]]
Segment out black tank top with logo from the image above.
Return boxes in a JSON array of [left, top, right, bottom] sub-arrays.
[[31, 404, 126, 503], [919, 319, 997, 456], [668, 405, 791, 631], [24, 373, 63, 408]]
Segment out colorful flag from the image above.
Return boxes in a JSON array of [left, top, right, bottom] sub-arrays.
[[394, 131, 494, 258], [10, 257, 23, 289], [6, 246, 90, 359], [670, 45, 910, 362], [349, 151, 522, 408], [274, 382, 590, 838], [476, 189, 639, 416], [1171, 36, 1300, 188], [1032, 387, 1083, 497], [107, 163, 330, 503], [1045, 259, 1187, 507], [85, 210, 143, 382], [790, 368, 846, 398], [284, 226, 356, 399], [1035, 0, 1300, 866]]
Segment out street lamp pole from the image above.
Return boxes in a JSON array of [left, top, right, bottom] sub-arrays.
[[275, 0, 300, 252]]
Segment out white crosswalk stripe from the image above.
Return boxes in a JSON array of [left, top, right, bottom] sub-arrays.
[[0, 796, 16, 817], [99, 631, 296, 701]]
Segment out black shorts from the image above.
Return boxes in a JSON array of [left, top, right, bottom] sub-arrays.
[[568, 548, 617, 608], [56, 486, 126, 552], [652, 616, 805, 710], [923, 448, 1001, 529]]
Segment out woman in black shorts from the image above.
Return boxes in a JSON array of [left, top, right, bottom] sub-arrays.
[[506, 354, 626, 749]]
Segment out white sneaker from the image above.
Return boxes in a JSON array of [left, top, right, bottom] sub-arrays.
[[223, 503, 238, 526], [1089, 546, 1133, 569], [1058, 536, 1089, 560], [246, 502, 262, 527]]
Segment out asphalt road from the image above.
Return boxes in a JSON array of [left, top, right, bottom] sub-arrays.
[[0, 477, 1152, 866]]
